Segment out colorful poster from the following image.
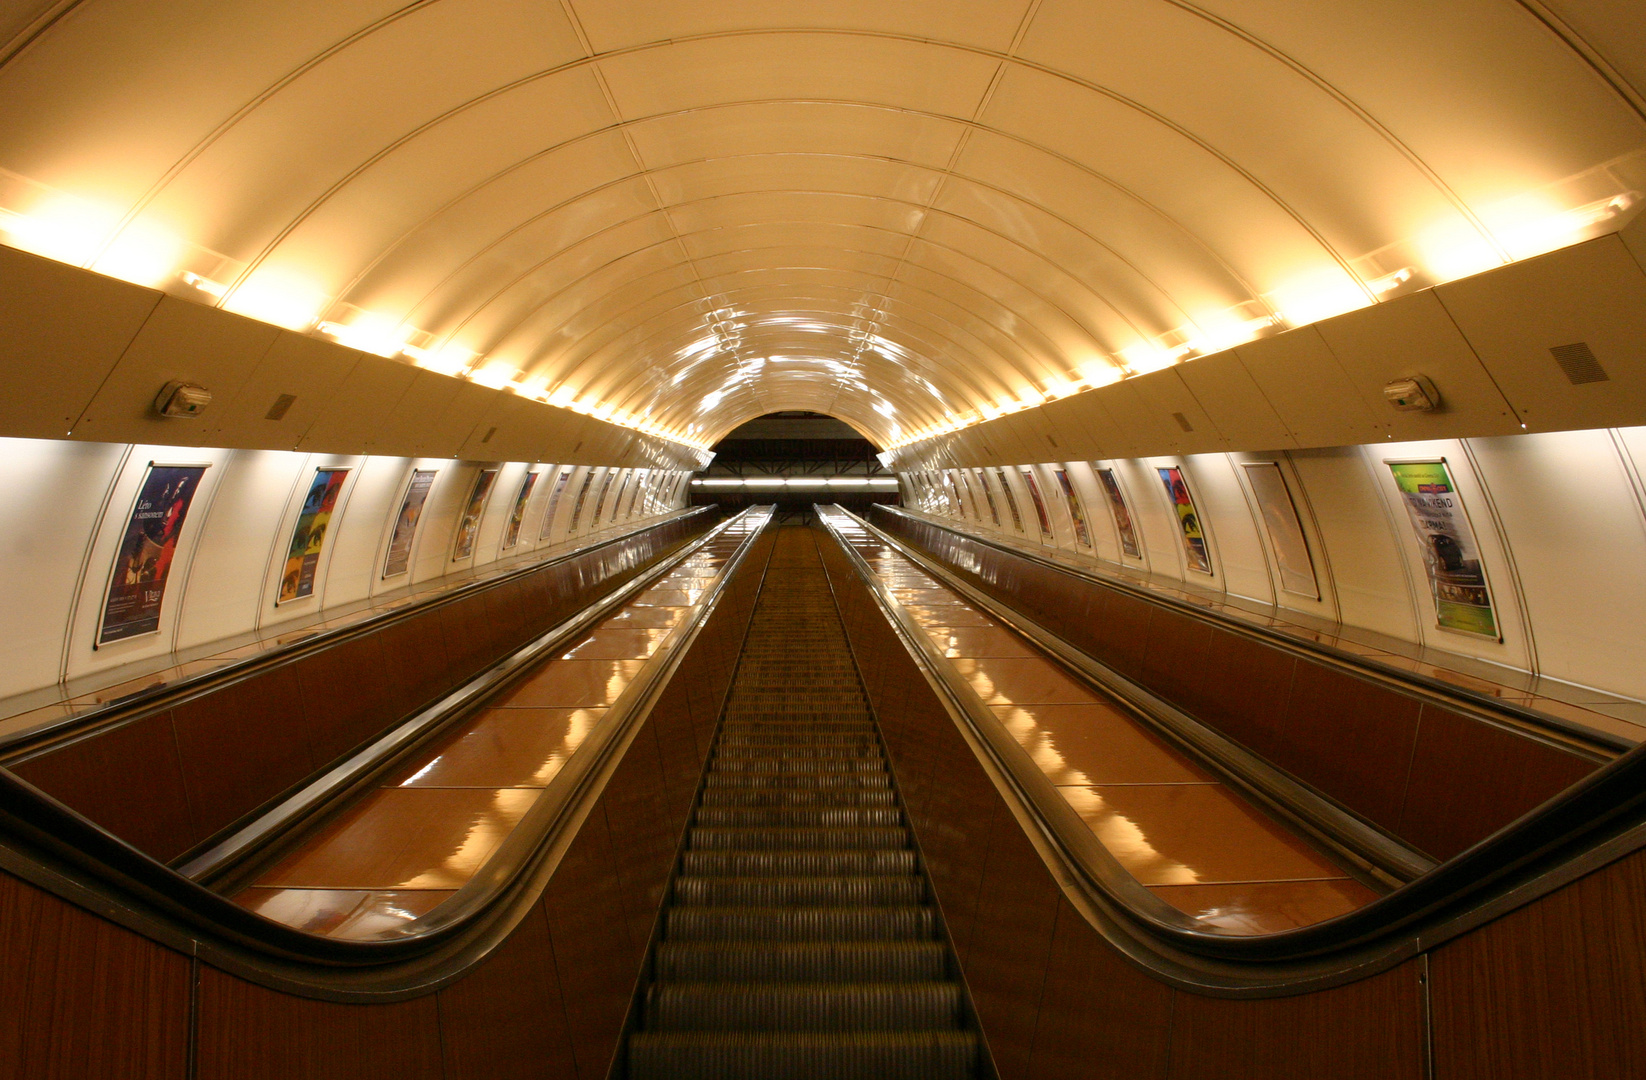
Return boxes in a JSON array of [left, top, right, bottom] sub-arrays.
[[1021, 468, 1055, 541], [278, 467, 349, 603], [1157, 466, 1212, 574], [384, 469, 437, 578], [501, 470, 539, 550], [569, 470, 598, 531], [1096, 468, 1141, 558], [452, 468, 498, 560], [98, 464, 208, 645], [994, 468, 1024, 532], [973, 470, 1001, 526], [1387, 460, 1499, 638], [1053, 468, 1092, 548], [1242, 462, 1318, 599], [538, 468, 571, 540]]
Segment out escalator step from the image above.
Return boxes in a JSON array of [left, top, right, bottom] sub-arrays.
[[698, 789, 896, 808], [695, 808, 902, 828], [646, 982, 963, 1031], [703, 773, 891, 790], [664, 906, 936, 942], [688, 827, 909, 851], [680, 850, 917, 877], [673, 875, 924, 907], [627, 1031, 977, 1080], [654, 942, 948, 983]]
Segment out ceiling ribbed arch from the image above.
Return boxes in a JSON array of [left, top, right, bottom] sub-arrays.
[[0, 0, 1640, 446]]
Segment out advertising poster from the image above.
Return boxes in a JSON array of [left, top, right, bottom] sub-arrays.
[[1387, 460, 1499, 638], [98, 464, 208, 645], [538, 468, 572, 541], [278, 467, 349, 604], [1053, 468, 1093, 548], [948, 471, 974, 519], [383, 469, 437, 578], [1157, 466, 1212, 574], [501, 470, 539, 550], [569, 470, 598, 531], [1242, 462, 1319, 598], [1096, 468, 1141, 558], [974, 469, 1001, 526], [591, 471, 616, 525], [451, 468, 498, 561], [609, 472, 631, 523], [994, 468, 1025, 532], [1021, 468, 1055, 541]]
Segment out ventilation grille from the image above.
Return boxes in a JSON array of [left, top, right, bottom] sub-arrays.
[[1550, 342, 1608, 385], [1172, 411, 1195, 432], [264, 394, 297, 421]]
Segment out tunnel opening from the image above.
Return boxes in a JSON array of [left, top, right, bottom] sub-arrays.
[[689, 411, 900, 515]]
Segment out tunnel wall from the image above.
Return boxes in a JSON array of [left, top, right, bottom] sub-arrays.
[[0, 434, 694, 704], [814, 522, 1646, 1080], [897, 423, 1646, 707], [0, 515, 779, 1080]]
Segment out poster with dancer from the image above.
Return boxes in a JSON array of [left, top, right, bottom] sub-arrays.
[[994, 468, 1024, 532], [278, 467, 349, 603], [501, 470, 538, 550], [383, 469, 437, 578], [1388, 460, 1499, 638], [98, 464, 208, 645], [1096, 467, 1141, 558], [1020, 468, 1055, 541], [538, 468, 572, 541], [452, 468, 498, 560], [1157, 466, 1212, 574], [1053, 468, 1092, 548]]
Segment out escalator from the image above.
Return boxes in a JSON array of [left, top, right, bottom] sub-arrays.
[[627, 526, 980, 1079]]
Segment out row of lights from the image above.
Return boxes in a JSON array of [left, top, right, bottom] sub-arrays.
[[692, 477, 900, 488]]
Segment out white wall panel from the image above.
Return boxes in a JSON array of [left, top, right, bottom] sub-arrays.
[[1118, 458, 1181, 580], [1182, 454, 1273, 605], [0, 438, 127, 698], [410, 464, 472, 584], [1467, 430, 1646, 698]]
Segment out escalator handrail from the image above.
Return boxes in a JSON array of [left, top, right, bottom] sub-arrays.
[[0, 507, 774, 999], [819, 505, 1646, 995]]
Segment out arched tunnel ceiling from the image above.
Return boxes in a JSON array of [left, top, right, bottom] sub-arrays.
[[0, 1, 1642, 449]]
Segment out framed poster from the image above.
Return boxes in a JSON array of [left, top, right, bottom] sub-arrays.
[[98, 463, 208, 646], [591, 470, 616, 524], [278, 467, 349, 604], [383, 469, 437, 578], [608, 472, 631, 523], [569, 470, 598, 531], [537, 468, 572, 541], [1095, 467, 1141, 558], [501, 470, 539, 550], [1020, 468, 1055, 542], [1157, 466, 1212, 574], [1241, 462, 1319, 599], [974, 469, 1000, 526], [451, 468, 498, 561], [1053, 468, 1093, 548], [1387, 460, 1499, 639], [994, 468, 1024, 532]]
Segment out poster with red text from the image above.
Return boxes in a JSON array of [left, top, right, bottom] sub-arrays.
[[98, 464, 208, 645]]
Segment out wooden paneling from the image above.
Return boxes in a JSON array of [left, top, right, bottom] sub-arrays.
[[1165, 962, 1426, 1080], [11, 711, 197, 862], [1275, 664, 1422, 831], [0, 871, 190, 1080], [1431, 846, 1646, 1079], [436, 903, 578, 1080], [196, 965, 444, 1080]]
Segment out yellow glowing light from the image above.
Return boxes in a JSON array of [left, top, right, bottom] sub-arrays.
[[223, 269, 329, 330], [403, 342, 474, 377], [1265, 270, 1371, 327], [1, 191, 120, 265], [318, 311, 415, 358], [1415, 218, 1504, 283], [181, 271, 228, 297], [1366, 267, 1414, 295], [469, 363, 518, 390], [1120, 343, 1178, 375], [92, 218, 185, 288], [1077, 361, 1123, 388]]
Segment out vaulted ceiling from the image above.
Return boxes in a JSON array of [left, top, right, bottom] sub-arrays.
[[1, 0, 1642, 448]]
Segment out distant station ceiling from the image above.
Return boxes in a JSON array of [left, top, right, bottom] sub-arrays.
[[0, 1, 1642, 448]]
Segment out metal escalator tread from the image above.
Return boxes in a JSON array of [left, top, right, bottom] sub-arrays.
[[626, 528, 979, 1079]]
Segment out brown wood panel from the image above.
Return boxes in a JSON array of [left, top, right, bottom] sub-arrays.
[[1166, 962, 1426, 1080], [964, 800, 1062, 1079], [172, 664, 314, 841], [1028, 896, 1172, 1080], [11, 711, 197, 862], [436, 902, 578, 1080], [438, 593, 499, 683], [196, 965, 443, 1080], [1398, 704, 1597, 860], [599, 727, 676, 959], [1430, 846, 1646, 1079], [292, 632, 395, 765], [1277, 663, 1422, 830], [1177, 629, 1296, 757], [541, 807, 640, 1080], [373, 611, 457, 721], [1137, 606, 1215, 710], [1090, 589, 1153, 683], [0, 871, 190, 1080]]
